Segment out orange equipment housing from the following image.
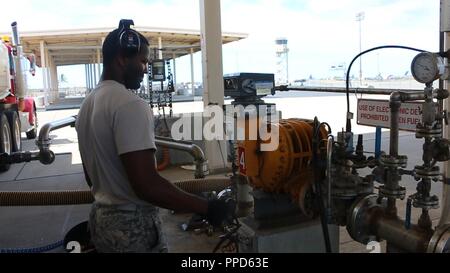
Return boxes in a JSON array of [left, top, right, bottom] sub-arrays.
[[237, 118, 328, 217]]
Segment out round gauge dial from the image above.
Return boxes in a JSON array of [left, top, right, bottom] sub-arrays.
[[411, 52, 440, 84]]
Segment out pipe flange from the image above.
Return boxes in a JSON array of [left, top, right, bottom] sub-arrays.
[[414, 166, 441, 181], [415, 124, 442, 138], [380, 154, 408, 168], [331, 182, 373, 200], [412, 195, 439, 210], [331, 188, 359, 200], [416, 131, 442, 139], [427, 224, 450, 253], [346, 194, 382, 244], [379, 185, 406, 200]]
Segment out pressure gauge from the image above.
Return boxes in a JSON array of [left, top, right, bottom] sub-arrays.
[[411, 52, 444, 84]]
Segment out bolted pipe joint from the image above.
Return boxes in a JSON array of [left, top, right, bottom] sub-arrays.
[[195, 160, 209, 179]]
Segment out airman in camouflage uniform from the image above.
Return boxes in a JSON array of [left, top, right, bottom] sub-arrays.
[[76, 20, 231, 253], [89, 203, 168, 253]]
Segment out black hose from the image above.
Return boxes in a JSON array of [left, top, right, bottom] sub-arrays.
[[345, 45, 427, 132]]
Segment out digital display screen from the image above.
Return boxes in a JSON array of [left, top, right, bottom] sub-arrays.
[[152, 60, 165, 81], [255, 81, 274, 96]]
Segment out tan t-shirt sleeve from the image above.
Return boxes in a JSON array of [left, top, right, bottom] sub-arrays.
[[113, 99, 157, 155]]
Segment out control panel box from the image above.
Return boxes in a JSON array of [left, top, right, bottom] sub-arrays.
[[224, 73, 275, 99]]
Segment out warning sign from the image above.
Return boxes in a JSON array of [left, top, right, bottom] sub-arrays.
[[357, 99, 423, 131]]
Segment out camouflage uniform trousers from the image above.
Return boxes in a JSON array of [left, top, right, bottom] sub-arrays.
[[89, 203, 169, 253]]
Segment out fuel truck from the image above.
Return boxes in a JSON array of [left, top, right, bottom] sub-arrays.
[[0, 22, 39, 172]]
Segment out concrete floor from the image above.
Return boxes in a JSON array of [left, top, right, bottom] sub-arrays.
[[0, 108, 445, 253]]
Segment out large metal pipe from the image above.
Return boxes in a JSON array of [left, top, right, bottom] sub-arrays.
[[155, 136, 209, 178], [37, 116, 77, 147], [348, 195, 434, 252], [35, 116, 77, 165], [373, 215, 432, 253]]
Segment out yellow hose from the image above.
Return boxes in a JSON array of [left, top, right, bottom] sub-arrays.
[[0, 191, 94, 206], [0, 178, 232, 206], [174, 177, 232, 194]]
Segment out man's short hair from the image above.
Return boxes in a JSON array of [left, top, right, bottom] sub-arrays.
[[102, 29, 149, 67]]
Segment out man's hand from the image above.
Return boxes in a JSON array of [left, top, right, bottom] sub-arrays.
[[206, 198, 236, 227]]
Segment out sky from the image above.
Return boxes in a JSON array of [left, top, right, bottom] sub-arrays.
[[0, 0, 441, 88]]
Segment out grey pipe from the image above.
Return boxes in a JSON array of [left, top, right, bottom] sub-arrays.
[[36, 116, 77, 164], [439, 183, 450, 227], [37, 116, 77, 147], [275, 86, 424, 95], [388, 90, 437, 157], [326, 135, 333, 211], [373, 214, 432, 253], [11, 22, 20, 46], [389, 92, 402, 157], [10, 22, 27, 99], [155, 136, 209, 179], [386, 90, 433, 215]]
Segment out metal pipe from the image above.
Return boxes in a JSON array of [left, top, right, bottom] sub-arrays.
[[388, 90, 431, 157], [399, 92, 426, 101], [11, 22, 20, 46], [385, 90, 430, 216], [374, 215, 432, 253], [37, 116, 77, 147], [389, 92, 402, 157], [155, 136, 208, 178], [440, 183, 450, 227], [441, 29, 450, 228], [275, 86, 424, 95], [11, 22, 26, 99], [36, 116, 77, 165], [326, 135, 333, 213]]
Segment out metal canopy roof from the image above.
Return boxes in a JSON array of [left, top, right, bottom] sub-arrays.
[[3, 26, 247, 66]]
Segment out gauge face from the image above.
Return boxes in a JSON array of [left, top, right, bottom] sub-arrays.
[[411, 52, 439, 84]]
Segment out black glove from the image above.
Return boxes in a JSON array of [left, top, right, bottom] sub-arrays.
[[206, 199, 236, 227]]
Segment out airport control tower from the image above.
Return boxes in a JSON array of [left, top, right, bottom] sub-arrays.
[[275, 38, 289, 85]]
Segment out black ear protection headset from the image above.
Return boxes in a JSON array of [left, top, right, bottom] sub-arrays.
[[118, 19, 141, 56]]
